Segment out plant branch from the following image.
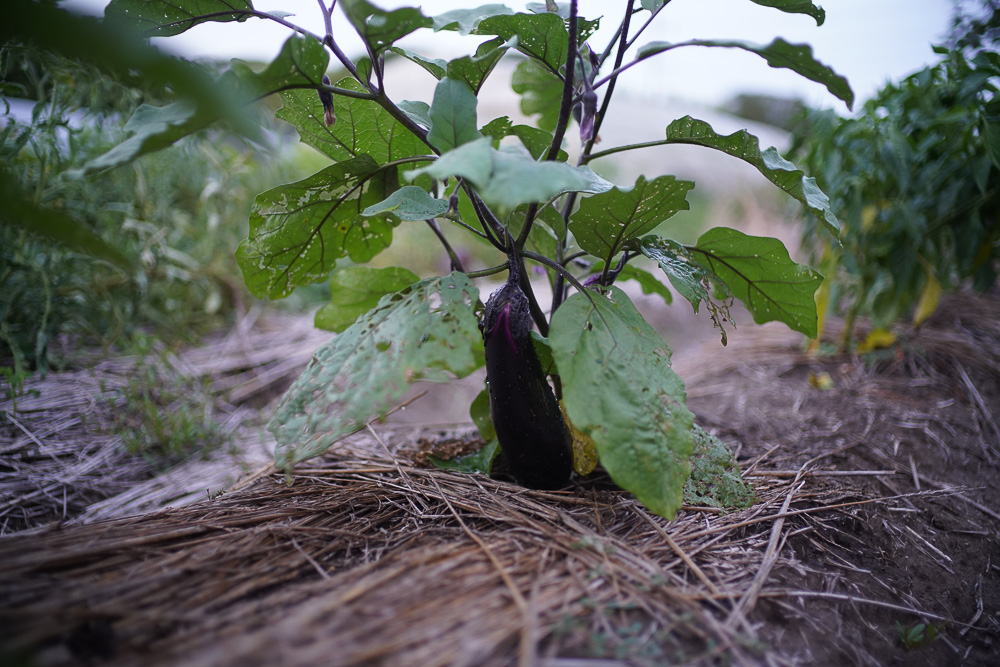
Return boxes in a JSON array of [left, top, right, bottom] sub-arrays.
[[516, 0, 579, 254], [624, 0, 671, 52], [587, 0, 634, 155], [584, 138, 671, 162], [425, 218, 464, 273], [260, 82, 376, 102], [464, 261, 510, 279]]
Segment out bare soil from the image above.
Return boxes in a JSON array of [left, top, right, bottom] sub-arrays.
[[0, 290, 997, 666]]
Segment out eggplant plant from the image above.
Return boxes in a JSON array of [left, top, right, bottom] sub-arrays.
[[74, 0, 851, 517]]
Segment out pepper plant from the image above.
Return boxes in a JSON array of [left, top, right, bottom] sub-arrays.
[[65, 0, 849, 518]]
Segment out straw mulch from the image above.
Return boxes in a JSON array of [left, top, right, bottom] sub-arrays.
[[1, 290, 998, 665], [0, 308, 328, 533]]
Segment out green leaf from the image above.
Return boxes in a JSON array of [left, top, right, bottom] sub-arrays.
[[0, 172, 132, 271], [525, 3, 600, 44], [276, 78, 426, 164], [270, 273, 484, 469], [618, 265, 673, 305], [315, 266, 420, 333], [550, 287, 694, 518], [635, 236, 719, 313], [432, 5, 514, 34], [569, 175, 694, 264], [72, 101, 211, 176], [476, 12, 568, 74], [748, 0, 825, 26], [429, 440, 500, 474], [470, 388, 497, 441], [76, 34, 327, 176], [105, 0, 255, 37], [339, 0, 432, 53], [406, 138, 612, 213], [664, 116, 841, 238], [447, 37, 517, 94], [236, 155, 399, 299], [362, 185, 449, 220], [226, 33, 328, 98], [689, 227, 823, 337], [388, 47, 446, 79], [637, 38, 853, 109], [511, 58, 563, 131], [480, 116, 565, 160], [427, 77, 482, 152], [398, 100, 432, 129]]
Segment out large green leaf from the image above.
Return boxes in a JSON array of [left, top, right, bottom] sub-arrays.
[[427, 77, 482, 152], [748, 0, 825, 26], [270, 273, 484, 469], [340, 0, 432, 53], [105, 0, 255, 37], [362, 185, 449, 220], [236, 156, 399, 299], [569, 175, 694, 264], [315, 266, 420, 333], [476, 12, 568, 74], [664, 116, 841, 238], [276, 78, 427, 164], [511, 58, 562, 131], [405, 137, 612, 212], [226, 33, 328, 98], [550, 287, 694, 518], [637, 38, 853, 109], [688, 227, 823, 336]]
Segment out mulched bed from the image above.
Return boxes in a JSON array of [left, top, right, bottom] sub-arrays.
[[1, 289, 998, 665]]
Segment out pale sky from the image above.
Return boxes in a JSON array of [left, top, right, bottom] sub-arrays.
[[62, 0, 954, 110]]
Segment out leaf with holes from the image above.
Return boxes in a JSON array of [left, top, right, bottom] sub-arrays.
[[315, 266, 420, 333], [270, 273, 484, 469], [550, 287, 694, 519], [276, 78, 427, 164], [689, 227, 823, 337], [236, 155, 399, 299], [569, 175, 694, 265], [475, 12, 567, 75], [226, 33, 328, 99]]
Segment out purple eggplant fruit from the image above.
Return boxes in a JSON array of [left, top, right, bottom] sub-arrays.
[[480, 271, 573, 489]]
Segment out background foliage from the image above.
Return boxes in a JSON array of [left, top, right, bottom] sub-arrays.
[[790, 15, 1000, 346]]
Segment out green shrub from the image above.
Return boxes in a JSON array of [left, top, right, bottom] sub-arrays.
[[790, 46, 1000, 346]]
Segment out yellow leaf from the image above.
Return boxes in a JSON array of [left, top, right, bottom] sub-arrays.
[[912, 269, 941, 328], [808, 241, 834, 354], [560, 400, 598, 476], [808, 371, 834, 390], [856, 327, 897, 353], [861, 205, 877, 231]]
